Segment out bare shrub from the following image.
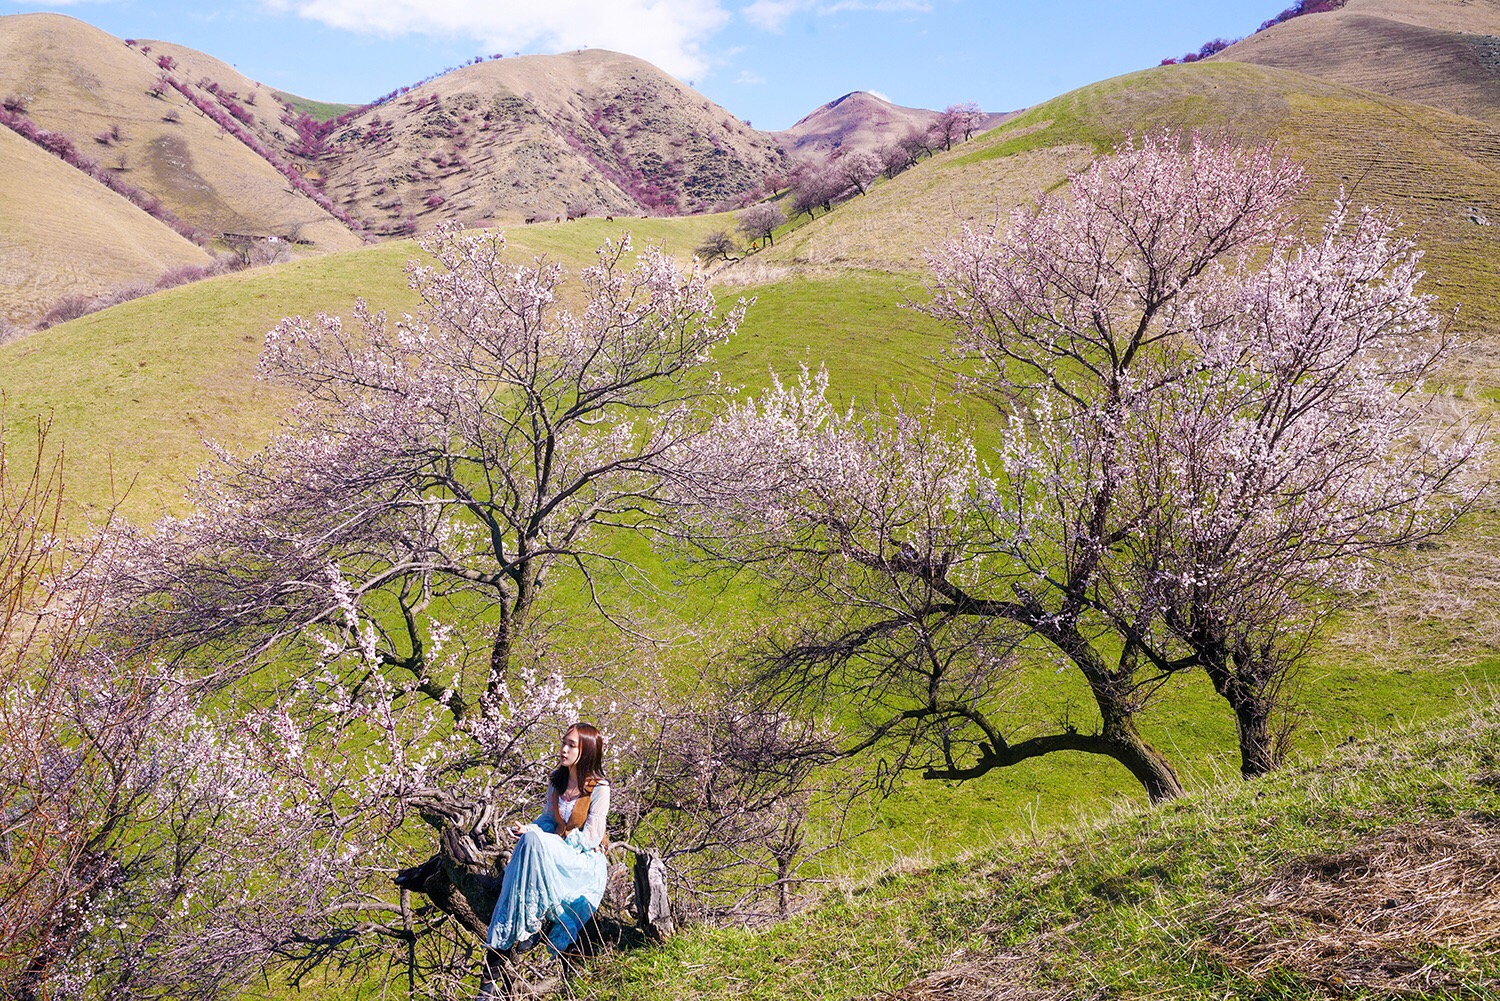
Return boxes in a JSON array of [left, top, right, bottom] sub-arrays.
[[696, 229, 737, 262], [36, 249, 272, 329], [36, 293, 97, 329]]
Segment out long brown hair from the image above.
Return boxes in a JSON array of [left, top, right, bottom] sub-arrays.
[[550, 723, 606, 794]]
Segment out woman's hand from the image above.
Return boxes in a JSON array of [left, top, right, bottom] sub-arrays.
[[508, 823, 525, 840]]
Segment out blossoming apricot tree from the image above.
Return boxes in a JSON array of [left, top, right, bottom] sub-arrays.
[[679, 131, 1483, 799], [0, 421, 323, 1001], [103, 224, 834, 993]]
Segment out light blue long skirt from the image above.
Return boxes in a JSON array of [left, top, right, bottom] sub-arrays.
[[486, 825, 608, 954]]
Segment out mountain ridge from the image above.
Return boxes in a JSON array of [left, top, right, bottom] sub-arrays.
[[1218, 0, 1500, 128]]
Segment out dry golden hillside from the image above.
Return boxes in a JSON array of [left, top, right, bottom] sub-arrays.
[[317, 49, 789, 233], [139, 37, 305, 163], [0, 13, 362, 252], [1353, 0, 1500, 34], [0, 126, 210, 325], [778, 90, 1013, 159], [779, 91, 943, 158], [1220, 0, 1500, 128]]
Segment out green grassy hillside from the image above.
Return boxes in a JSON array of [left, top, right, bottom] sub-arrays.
[[574, 698, 1500, 1000], [762, 61, 1500, 333], [0, 212, 943, 522]]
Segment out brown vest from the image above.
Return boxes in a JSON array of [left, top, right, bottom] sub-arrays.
[[550, 785, 609, 850]]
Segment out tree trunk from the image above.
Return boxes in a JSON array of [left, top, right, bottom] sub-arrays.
[[631, 850, 675, 938], [394, 824, 508, 940], [1100, 717, 1184, 802], [1202, 653, 1284, 779], [1061, 626, 1185, 802], [1232, 697, 1278, 778]]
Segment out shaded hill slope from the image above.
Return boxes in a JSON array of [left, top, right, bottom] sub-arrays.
[[0, 13, 362, 253], [316, 49, 789, 233], [0, 125, 210, 325], [1220, 0, 1500, 128], [759, 60, 1500, 330]]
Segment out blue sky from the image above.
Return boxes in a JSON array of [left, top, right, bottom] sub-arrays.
[[7, 0, 1290, 130]]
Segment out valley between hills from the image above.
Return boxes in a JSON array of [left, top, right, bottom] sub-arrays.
[[2, 0, 1500, 998]]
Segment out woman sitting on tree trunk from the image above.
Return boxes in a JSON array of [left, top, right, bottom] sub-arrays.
[[487, 723, 611, 955]]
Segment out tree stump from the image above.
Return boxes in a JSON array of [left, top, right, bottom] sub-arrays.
[[632, 850, 675, 939]]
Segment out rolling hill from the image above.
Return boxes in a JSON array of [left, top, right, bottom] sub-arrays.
[[0, 13, 364, 254], [777, 90, 1014, 158], [781, 90, 936, 157], [758, 60, 1500, 331], [1220, 0, 1500, 128], [312, 48, 789, 232], [0, 124, 210, 325]]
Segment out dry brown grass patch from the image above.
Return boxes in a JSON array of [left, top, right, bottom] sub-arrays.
[[1202, 814, 1500, 996], [890, 936, 1084, 1001]]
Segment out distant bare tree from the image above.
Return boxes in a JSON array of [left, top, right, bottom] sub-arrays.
[[950, 101, 985, 141], [877, 143, 914, 179], [696, 228, 738, 261], [791, 168, 845, 219], [898, 126, 933, 163]]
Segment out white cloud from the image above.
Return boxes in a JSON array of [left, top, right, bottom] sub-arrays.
[[735, 69, 766, 85], [740, 0, 801, 30], [822, 0, 928, 14], [865, 89, 890, 102], [262, 0, 730, 81], [741, 0, 927, 31]]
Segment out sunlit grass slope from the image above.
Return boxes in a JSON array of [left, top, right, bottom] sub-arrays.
[[764, 61, 1500, 332], [0, 212, 943, 522], [576, 698, 1500, 1000]]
